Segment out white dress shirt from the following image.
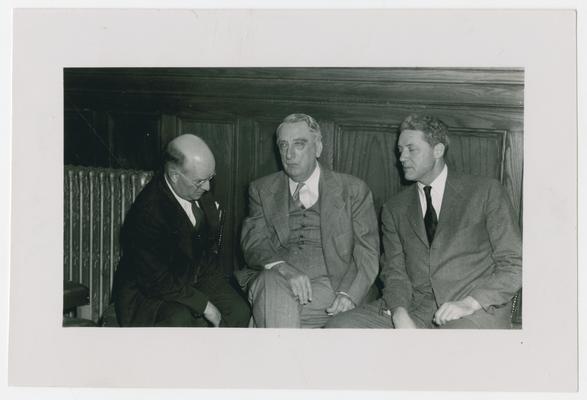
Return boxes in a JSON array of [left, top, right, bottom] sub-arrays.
[[165, 174, 199, 226], [416, 164, 448, 218], [164, 174, 219, 226], [288, 163, 320, 209]]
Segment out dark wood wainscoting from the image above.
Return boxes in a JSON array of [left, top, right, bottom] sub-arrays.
[[64, 68, 524, 274]]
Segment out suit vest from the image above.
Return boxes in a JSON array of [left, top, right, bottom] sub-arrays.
[[284, 194, 328, 279]]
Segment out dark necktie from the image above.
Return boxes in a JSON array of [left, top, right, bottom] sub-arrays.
[[423, 185, 438, 245], [191, 201, 204, 231], [292, 182, 305, 209]]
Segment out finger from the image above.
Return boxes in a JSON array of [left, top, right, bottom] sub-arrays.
[[301, 278, 311, 304], [446, 307, 462, 322], [304, 277, 313, 303], [438, 304, 454, 322], [434, 308, 448, 325], [433, 309, 443, 325], [335, 297, 350, 313], [439, 307, 452, 325], [326, 297, 340, 314], [340, 298, 354, 312], [290, 281, 302, 304], [290, 278, 307, 304], [332, 297, 352, 315], [298, 279, 309, 304]]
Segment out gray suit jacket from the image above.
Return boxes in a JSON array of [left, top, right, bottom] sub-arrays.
[[380, 170, 522, 324], [241, 166, 380, 305]]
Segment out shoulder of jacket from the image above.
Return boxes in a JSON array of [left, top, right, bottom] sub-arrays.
[[251, 171, 284, 188]]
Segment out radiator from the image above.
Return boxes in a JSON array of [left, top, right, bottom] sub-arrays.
[[63, 165, 153, 323]]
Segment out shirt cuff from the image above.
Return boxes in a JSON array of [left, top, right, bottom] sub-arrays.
[[265, 261, 285, 270], [336, 291, 355, 304]]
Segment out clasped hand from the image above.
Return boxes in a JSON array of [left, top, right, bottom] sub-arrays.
[[433, 296, 481, 326], [326, 293, 355, 315], [203, 301, 222, 327]]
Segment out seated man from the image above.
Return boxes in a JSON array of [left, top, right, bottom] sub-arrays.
[[241, 113, 380, 328], [327, 114, 522, 329], [112, 134, 250, 327]]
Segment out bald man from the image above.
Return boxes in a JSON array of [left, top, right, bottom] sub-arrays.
[[112, 134, 250, 327]]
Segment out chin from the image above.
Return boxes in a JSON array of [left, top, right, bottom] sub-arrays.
[[284, 168, 299, 179], [403, 172, 415, 181]]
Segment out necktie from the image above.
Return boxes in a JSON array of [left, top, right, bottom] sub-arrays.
[[191, 201, 205, 231], [292, 182, 305, 209], [423, 185, 437, 245]]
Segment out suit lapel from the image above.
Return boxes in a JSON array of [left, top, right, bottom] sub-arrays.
[[434, 171, 464, 245], [261, 172, 291, 245], [156, 174, 195, 258], [199, 193, 219, 234], [157, 174, 193, 232], [319, 168, 346, 243], [406, 184, 429, 247]]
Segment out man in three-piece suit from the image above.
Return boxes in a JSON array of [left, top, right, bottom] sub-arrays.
[[241, 113, 380, 328], [112, 134, 250, 327], [327, 114, 522, 329]]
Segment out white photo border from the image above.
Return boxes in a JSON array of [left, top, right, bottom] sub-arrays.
[[7, 7, 578, 393]]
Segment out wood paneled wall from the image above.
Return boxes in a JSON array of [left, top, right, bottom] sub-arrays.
[[64, 68, 524, 274]]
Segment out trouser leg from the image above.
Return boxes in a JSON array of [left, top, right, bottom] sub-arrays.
[[195, 270, 251, 328], [299, 276, 336, 328], [249, 270, 339, 328], [439, 301, 512, 329], [154, 302, 208, 327], [249, 269, 302, 328], [325, 299, 394, 329]]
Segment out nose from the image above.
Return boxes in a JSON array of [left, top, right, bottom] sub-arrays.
[[286, 145, 295, 160], [201, 180, 210, 191], [399, 148, 408, 162]]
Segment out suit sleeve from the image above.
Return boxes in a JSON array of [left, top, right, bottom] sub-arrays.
[[123, 210, 209, 315], [379, 202, 413, 311], [241, 182, 284, 269], [469, 180, 523, 310], [337, 181, 380, 304]]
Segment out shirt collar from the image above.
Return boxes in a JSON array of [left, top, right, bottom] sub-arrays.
[[417, 164, 448, 192], [164, 173, 196, 209], [289, 162, 321, 195]]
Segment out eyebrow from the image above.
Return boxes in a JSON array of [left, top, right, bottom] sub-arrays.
[[278, 137, 309, 141]]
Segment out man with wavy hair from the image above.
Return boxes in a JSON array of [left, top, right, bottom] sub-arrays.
[[328, 114, 522, 329], [241, 113, 380, 328]]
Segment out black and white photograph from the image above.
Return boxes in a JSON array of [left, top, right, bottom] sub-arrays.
[[62, 67, 524, 330], [5, 6, 578, 395]]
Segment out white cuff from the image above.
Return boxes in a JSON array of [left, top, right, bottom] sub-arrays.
[[264, 261, 285, 270]]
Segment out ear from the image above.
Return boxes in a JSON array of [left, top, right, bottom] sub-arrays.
[[433, 143, 445, 159], [315, 140, 323, 158], [167, 168, 179, 183]]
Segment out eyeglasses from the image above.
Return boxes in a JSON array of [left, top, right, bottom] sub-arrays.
[[178, 170, 216, 190]]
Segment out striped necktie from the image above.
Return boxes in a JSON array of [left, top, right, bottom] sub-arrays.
[[292, 182, 305, 209]]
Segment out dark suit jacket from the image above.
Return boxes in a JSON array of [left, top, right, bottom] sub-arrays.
[[241, 166, 380, 305], [112, 173, 221, 327], [380, 170, 522, 324]]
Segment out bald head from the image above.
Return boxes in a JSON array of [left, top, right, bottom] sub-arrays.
[[164, 134, 216, 201]]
